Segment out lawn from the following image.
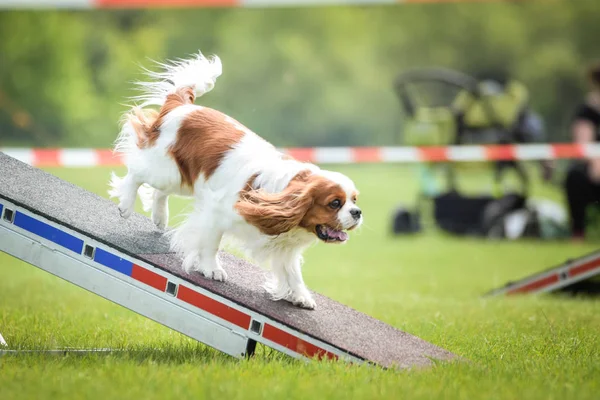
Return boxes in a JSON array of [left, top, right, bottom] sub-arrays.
[[1, 163, 599, 400]]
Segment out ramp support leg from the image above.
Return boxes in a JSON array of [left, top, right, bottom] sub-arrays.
[[245, 339, 257, 358]]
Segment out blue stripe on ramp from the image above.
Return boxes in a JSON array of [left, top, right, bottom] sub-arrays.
[[13, 211, 84, 254], [93, 248, 133, 276]]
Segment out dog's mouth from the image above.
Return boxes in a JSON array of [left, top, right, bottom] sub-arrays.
[[315, 224, 349, 243]]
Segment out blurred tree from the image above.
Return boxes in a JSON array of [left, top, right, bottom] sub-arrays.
[[0, 10, 168, 147], [0, 0, 598, 148]]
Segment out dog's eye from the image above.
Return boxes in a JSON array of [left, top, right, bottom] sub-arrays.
[[329, 199, 342, 209]]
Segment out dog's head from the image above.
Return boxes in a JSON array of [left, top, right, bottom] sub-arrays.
[[298, 170, 362, 243], [236, 170, 362, 243]]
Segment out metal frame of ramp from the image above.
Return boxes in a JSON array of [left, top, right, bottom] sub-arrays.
[[0, 152, 455, 369], [484, 249, 600, 297]]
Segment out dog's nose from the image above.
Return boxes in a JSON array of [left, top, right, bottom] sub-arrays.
[[350, 208, 362, 219]]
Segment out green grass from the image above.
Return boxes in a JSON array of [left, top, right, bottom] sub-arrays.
[[1, 163, 599, 400]]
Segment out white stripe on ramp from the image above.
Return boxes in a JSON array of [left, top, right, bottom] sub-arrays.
[[380, 146, 420, 163], [59, 149, 99, 167], [242, 0, 395, 6], [448, 146, 485, 162], [515, 144, 552, 160], [0, 0, 92, 8], [0, 148, 34, 165], [314, 147, 353, 164]]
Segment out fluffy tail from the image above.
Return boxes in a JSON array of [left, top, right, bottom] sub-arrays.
[[131, 50, 222, 108], [112, 50, 222, 162]]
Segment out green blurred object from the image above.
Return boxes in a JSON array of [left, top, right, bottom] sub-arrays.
[[418, 163, 441, 197], [391, 68, 563, 239], [403, 107, 456, 147], [394, 67, 536, 200], [395, 68, 533, 148], [452, 80, 529, 131]]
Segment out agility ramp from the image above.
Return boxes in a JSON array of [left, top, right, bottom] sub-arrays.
[[0, 152, 455, 369], [484, 249, 600, 297]]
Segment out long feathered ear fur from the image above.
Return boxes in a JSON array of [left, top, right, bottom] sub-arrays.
[[235, 173, 316, 236]]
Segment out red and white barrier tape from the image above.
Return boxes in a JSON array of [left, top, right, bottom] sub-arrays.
[[2, 144, 599, 167], [0, 0, 513, 10]]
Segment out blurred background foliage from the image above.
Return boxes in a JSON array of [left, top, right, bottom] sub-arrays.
[[0, 0, 598, 148]]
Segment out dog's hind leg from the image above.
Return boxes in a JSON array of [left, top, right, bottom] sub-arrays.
[[169, 201, 228, 281], [196, 226, 227, 282], [151, 190, 170, 229], [108, 172, 142, 219]]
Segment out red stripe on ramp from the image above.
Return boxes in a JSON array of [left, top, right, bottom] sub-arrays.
[[507, 274, 559, 295], [96, 0, 238, 7], [552, 144, 584, 159], [285, 148, 315, 162], [352, 147, 382, 163], [33, 149, 60, 167], [96, 150, 124, 166], [131, 264, 167, 291], [177, 285, 251, 329], [568, 258, 600, 278], [418, 147, 448, 162], [485, 145, 516, 161], [262, 323, 338, 360]]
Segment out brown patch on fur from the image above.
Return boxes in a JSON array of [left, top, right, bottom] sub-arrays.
[[123, 86, 251, 188], [235, 171, 345, 237], [241, 173, 260, 193], [127, 86, 196, 149], [299, 179, 346, 233], [128, 108, 159, 149], [170, 107, 246, 187]]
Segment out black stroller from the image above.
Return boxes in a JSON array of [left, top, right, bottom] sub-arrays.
[[390, 67, 555, 239]]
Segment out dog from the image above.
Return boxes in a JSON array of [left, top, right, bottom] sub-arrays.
[[108, 51, 363, 309]]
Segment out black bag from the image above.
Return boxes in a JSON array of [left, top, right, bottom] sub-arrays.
[[432, 191, 526, 237], [391, 206, 422, 234]]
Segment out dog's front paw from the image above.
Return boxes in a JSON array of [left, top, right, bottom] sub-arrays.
[[152, 213, 168, 229], [200, 267, 228, 282], [118, 205, 133, 219], [198, 257, 228, 282], [290, 293, 316, 310]]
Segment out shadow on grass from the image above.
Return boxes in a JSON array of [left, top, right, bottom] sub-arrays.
[[2, 340, 466, 373], [1, 342, 305, 367]]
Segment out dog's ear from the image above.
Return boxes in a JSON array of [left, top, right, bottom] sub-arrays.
[[235, 173, 316, 236]]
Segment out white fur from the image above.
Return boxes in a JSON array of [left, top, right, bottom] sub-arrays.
[[109, 51, 362, 310], [132, 51, 222, 108]]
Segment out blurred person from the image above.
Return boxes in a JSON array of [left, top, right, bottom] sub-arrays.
[[564, 61, 600, 240]]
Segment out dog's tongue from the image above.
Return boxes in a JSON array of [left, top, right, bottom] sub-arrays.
[[326, 227, 348, 241]]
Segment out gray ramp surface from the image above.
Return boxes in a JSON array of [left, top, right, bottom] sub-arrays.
[[0, 152, 456, 368]]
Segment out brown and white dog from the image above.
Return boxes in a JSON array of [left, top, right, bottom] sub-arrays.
[[108, 51, 362, 309]]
